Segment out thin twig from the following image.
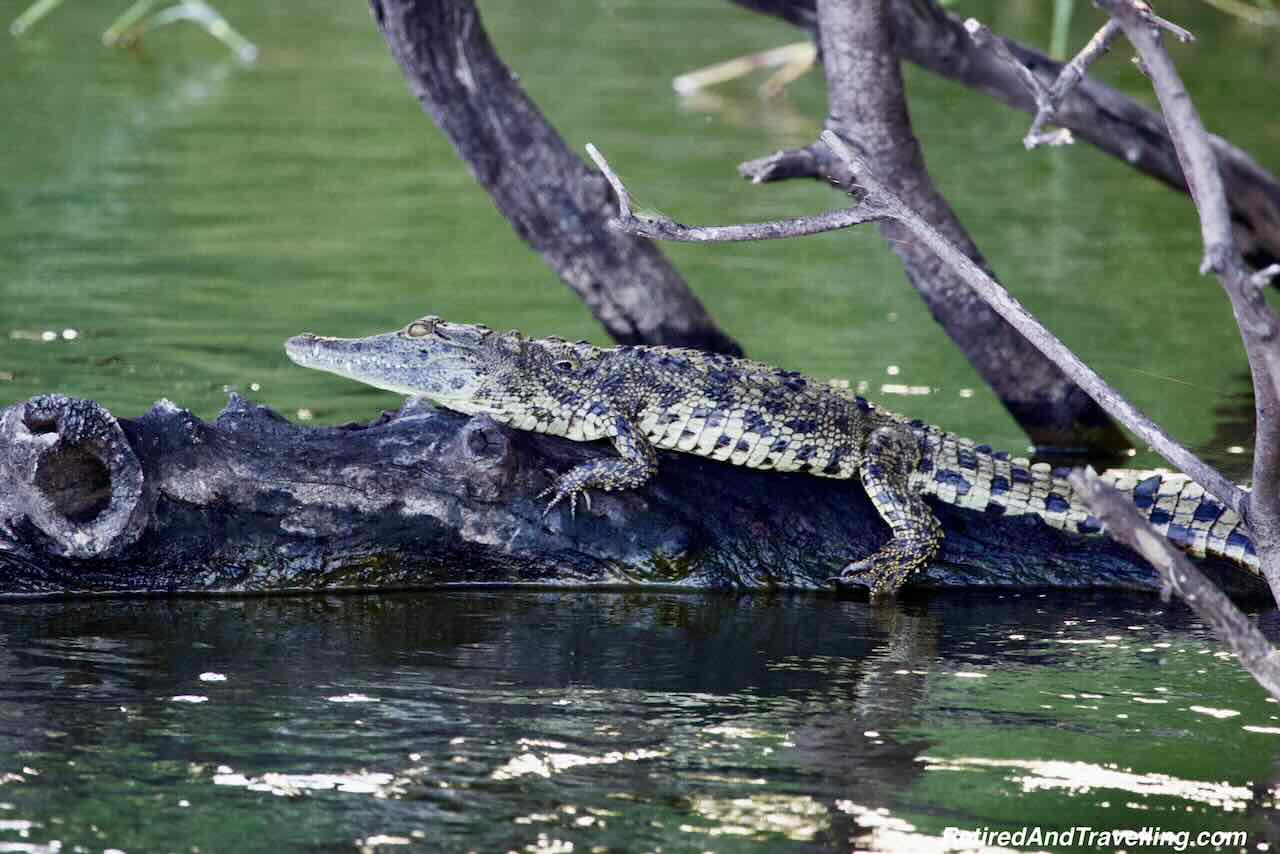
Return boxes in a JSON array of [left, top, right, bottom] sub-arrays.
[[964, 18, 1062, 147], [1039, 21, 1122, 138], [816, 129, 1244, 515], [965, 16, 1121, 150], [1131, 1, 1197, 43], [585, 143, 888, 242], [1070, 468, 1280, 701], [584, 143, 636, 219], [1251, 263, 1280, 290]]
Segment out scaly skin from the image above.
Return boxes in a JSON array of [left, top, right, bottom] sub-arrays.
[[285, 316, 1257, 595]]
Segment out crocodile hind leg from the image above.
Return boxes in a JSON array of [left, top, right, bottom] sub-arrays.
[[539, 415, 658, 518], [835, 424, 942, 596]]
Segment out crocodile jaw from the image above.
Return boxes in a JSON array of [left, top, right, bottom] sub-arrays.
[[285, 332, 491, 412]]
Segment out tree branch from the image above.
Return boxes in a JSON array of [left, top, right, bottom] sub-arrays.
[[1070, 469, 1280, 700], [964, 16, 1120, 149], [586, 144, 888, 242], [368, 0, 742, 355], [739, 144, 831, 185]]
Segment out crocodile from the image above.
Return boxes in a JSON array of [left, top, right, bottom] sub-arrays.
[[284, 315, 1257, 594]]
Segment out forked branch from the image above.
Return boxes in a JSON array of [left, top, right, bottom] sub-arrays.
[[965, 17, 1121, 149], [585, 143, 888, 243]]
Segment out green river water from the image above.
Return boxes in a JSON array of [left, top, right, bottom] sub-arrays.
[[2, 1, 1280, 851]]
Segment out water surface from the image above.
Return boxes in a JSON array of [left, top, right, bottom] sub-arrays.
[[1, 592, 1278, 852]]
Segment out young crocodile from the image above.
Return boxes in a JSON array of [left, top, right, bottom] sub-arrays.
[[284, 315, 1257, 594]]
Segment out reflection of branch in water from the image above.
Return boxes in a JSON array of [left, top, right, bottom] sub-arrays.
[[10, 0, 256, 63]]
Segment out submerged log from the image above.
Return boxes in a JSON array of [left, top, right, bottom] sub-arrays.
[[0, 393, 1266, 599]]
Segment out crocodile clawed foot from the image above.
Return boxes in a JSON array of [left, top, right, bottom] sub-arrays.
[[827, 558, 886, 597], [537, 477, 592, 520], [828, 550, 921, 598], [828, 533, 939, 597]]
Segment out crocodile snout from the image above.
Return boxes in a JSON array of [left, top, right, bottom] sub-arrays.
[[284, 334, 321, 365]]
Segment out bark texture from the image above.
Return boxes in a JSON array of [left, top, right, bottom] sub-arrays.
[[368, 0, 742, 355], [0, 394, 1265, 600]]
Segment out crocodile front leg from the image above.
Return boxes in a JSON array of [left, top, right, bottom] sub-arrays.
[[835, 424, 942, 596], [540, 414, 658, 518]]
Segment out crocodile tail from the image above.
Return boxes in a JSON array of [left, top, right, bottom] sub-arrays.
[[913, 430, 1257, 573], [1098, 469, 1256, 571]]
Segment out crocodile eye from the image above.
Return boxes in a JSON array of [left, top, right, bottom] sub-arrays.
[[554, 357, 578, 372], [497, 331, 525, 356], [405, 319, 435, 338]]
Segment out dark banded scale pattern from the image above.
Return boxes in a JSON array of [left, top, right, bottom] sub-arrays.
[[914, 430, 1255, 572], [285, 316, 1258, 595]]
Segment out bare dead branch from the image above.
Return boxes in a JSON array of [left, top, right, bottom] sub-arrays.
[[586, 144, 887, 242], [1098, 0, 1280, 597], [1070, 468, 1280, 700], [1049, 19, 1123, 97], [1252, 264, 1280, 290], [801, 0, 1130, 455], [965, 17, 1121, 150], [1130, 1, 1196, 44], [12, 391, 1230, 594], [963, 17, 1068, 148]]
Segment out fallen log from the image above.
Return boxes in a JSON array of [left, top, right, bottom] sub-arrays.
[[0, 393, 1265, 599]]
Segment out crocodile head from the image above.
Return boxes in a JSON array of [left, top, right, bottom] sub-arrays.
[[285, 315, 596, 417], [285, 316, 513, 413]]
